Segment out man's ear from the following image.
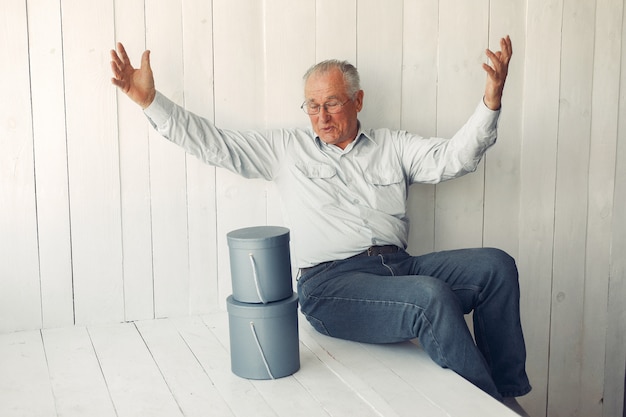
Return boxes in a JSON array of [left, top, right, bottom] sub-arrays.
[[355, 90, 364, 112]]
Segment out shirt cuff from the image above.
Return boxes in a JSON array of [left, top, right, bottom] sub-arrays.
[[143, 91, 175, 128], [476, 98, 500, 131]]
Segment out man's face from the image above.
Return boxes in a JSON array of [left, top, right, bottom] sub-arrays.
[[304, 68, 363, 149]]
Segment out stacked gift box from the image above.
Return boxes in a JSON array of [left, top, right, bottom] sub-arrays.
[[226, 226, 300, 380]]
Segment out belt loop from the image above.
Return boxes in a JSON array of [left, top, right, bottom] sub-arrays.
[[367, 247, 373, 256]]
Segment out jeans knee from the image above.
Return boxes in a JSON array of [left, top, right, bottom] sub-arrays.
[[483, 247, 518, 276], [412, 278, 461, 312], [479, 248, 520, 301], [482, 247, 514, 266]]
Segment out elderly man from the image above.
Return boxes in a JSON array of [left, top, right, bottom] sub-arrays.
[[110, 36, 530, 407]]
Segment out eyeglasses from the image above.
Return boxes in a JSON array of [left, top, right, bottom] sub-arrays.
[[300, 98, 350, 115]]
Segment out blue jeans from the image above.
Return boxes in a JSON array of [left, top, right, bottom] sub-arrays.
[[297, 247, 531, 400]]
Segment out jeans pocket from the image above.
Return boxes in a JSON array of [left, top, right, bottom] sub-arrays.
[[299, 262, 336, 294]]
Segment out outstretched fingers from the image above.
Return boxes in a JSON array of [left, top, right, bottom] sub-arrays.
[[110, 51, 126, 89], [482, 61, 496, 79], [110, 43, 134, 73], [484, 36, 512, 80], [109, 42, 137, 92], [116, 42, 132, 66], [500, 35, 513, 63]]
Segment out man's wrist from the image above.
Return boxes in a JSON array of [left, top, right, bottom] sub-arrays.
[[140, 90, 157, 110], [483, 95, 501, 111]]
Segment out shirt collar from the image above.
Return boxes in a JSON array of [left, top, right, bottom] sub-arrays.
[[313, 121, 376, 153]]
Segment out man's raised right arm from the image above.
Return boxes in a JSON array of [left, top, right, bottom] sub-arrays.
[[110, 42, 284, 180]]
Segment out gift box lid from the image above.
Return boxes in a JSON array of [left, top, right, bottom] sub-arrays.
[[226, 293, 298, 318], [227, 226, 290, 249]]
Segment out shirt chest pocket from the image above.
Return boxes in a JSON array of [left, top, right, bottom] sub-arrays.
[[363, 169, 407, 216], [293, 162, 339, 205]]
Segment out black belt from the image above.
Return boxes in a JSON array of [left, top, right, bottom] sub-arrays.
[[349, 245, 401, 258], [300, 245, 401, 275]]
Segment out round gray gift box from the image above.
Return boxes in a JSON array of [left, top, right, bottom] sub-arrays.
[[226, 293, 300, 380], [227, 226, 293, 304]]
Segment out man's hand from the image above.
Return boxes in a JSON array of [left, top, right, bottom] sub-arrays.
[[110, 42, 156, 109], [482, 35, 512, 110]]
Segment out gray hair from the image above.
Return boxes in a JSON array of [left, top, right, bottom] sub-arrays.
[[303, 59, 361, 99]]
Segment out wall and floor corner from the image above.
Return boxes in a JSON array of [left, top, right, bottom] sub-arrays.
[[1, 1, 625, 417]]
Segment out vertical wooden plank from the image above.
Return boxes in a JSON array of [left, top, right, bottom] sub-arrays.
[[400, 0, 438, 135], [311, 2, 355, 275], [42, 327, 117, 417], [583, 0, 623, 415], [357, 0, 404, 130], [518, 0, 563, 416], [548, 1, 595, 415], [88, 323, 184, 417], [434, 0, 489, 251], [315, 0, 357, 63], [604, 5, 626, 415], [264, 0, 315, 275], [0, 0, 41, 333], [313, 1, 356, 275], [61, 0, 124, 325], [311, 0, 357, 273], [483, 1, 525, 259], [401, 0, 438, 256], [181, 0, 219, 315], [213, 0, 268, 306], [605, 144, 626, 417], [213, 0, 266, 130], [264, 0, 314, 131], [28, 0, 74, 329], [0, 331, 56, 416], [114, 0, 155, 321], [145, 0, 190, 318]]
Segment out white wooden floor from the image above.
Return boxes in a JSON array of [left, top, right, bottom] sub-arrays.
[[0, 312, 520, 417]]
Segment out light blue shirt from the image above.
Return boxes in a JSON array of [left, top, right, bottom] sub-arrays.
[[144, 92, 500, 267]]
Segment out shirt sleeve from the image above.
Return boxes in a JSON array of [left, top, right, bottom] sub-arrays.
[[399, 100, 500, 184], [143, 91, 286, 180]]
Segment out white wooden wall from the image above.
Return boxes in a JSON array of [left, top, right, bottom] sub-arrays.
[[1, 1, 625, 416]]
